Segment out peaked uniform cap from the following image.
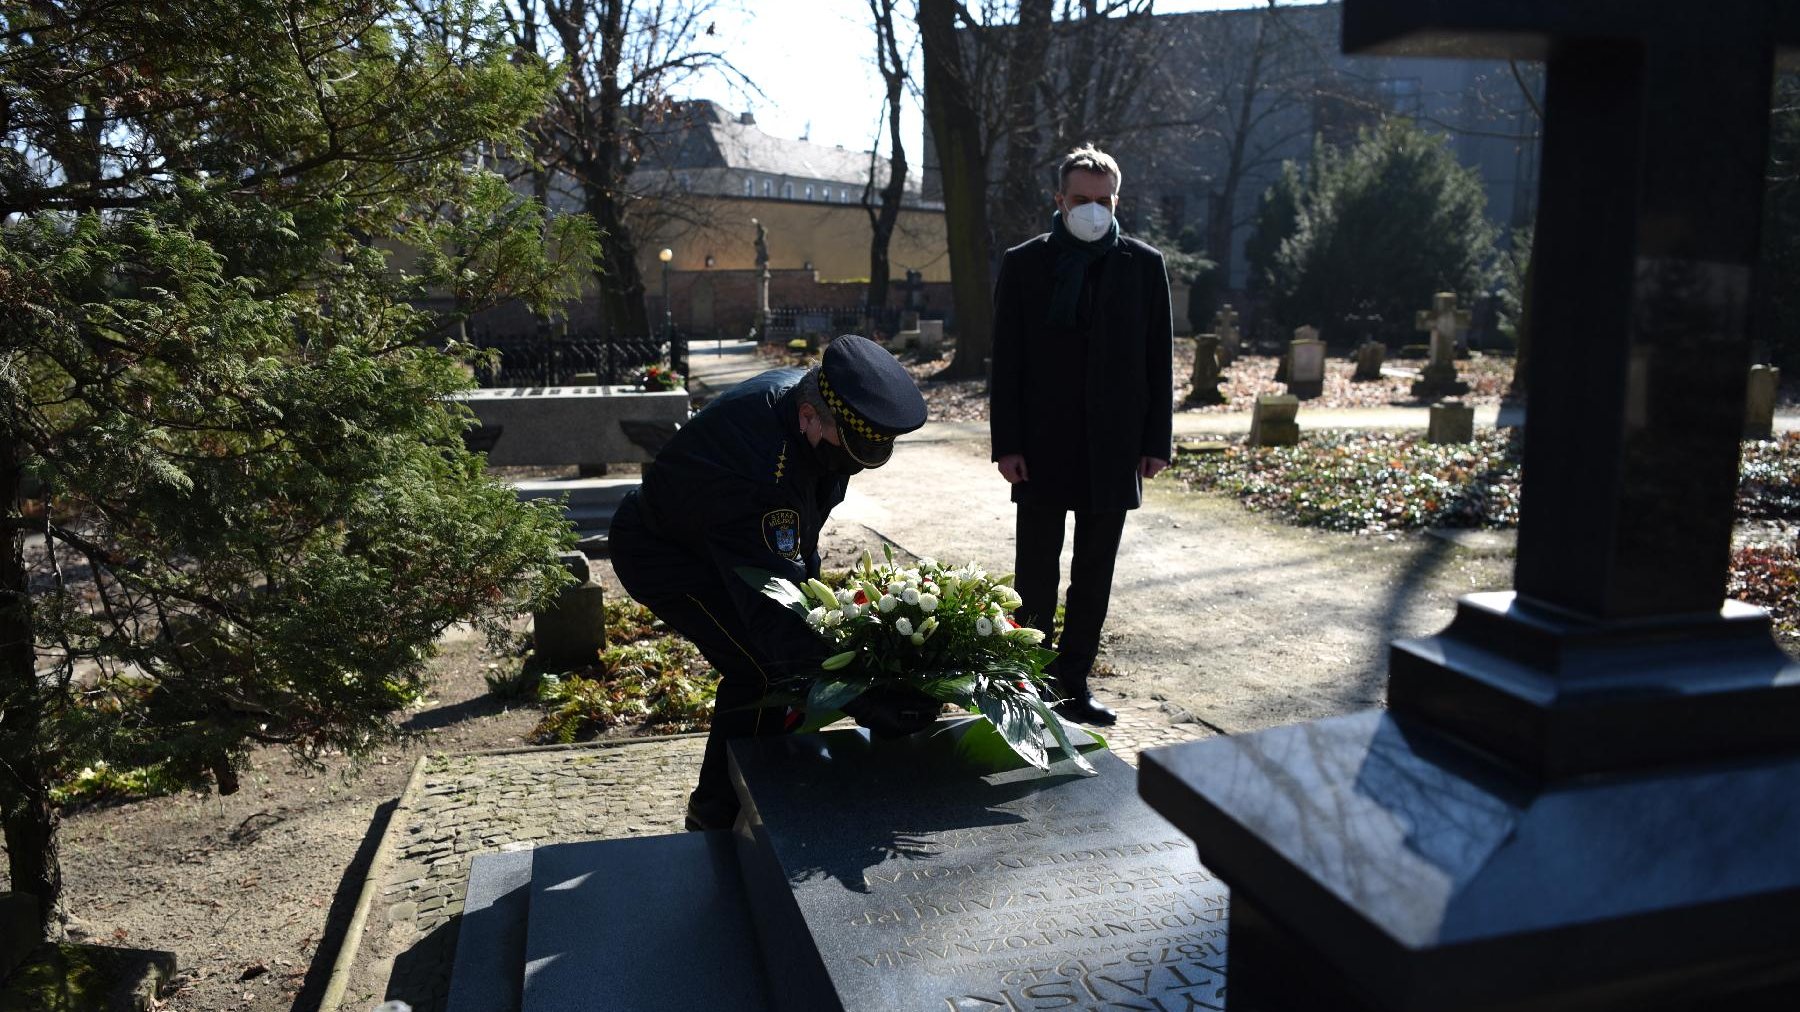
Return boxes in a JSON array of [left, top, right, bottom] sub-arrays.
[[818, 334, 927, 467]]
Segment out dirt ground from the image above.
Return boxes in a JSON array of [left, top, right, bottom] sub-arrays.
[[33, 417, 1763, 1011]]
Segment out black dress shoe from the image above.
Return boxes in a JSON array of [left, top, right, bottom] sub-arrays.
[[1054, 693, 1118, 727]]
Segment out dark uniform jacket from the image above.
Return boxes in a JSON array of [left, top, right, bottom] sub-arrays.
[[990, 232, 1175, 511], [610, 369, 844, 673]]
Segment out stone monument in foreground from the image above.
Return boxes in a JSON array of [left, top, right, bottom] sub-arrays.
[[445, 718, 1228, 1011], [1141, 3, 1800, 1010]]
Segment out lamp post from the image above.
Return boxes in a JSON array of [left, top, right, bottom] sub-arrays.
[[658, 247, 685, 379]]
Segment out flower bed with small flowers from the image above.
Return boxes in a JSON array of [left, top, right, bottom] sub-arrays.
[[747, 548, 1096, 774]]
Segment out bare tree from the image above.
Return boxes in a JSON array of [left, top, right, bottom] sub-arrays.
[[918, 0, 995, 379], [863, 0, 911, 317], [916, 0, 1157, 380], [503, 0, 745, 337]]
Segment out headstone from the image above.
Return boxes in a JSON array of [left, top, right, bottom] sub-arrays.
[[1352, 339, 1386, 381], [1411, 292, 1472, 398], [1213, 304, 1241, 365], [1746, 364, 1780, 439], [1285, 333, 1326, 400], [916, 318, 944, 353], [731, 719, 1228, 1011], [1186, 334, 1225, 405], [1427, 399, 1475, 444], [1248, 395, 1299, 447], [1142, 4, 1800, 1011], [532, 551, 606, 671], [456, 385, 689, 468]]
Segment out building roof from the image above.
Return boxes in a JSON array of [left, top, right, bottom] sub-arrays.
[[651, 100, 918, 195]]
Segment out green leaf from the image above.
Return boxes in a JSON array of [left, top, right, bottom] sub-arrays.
[[736, 566, 812, 617], [978, 692, 1048, 771], [807, 679, 867, 714], [1023, 692, 1099, 776], [919, 674, 979, 705]]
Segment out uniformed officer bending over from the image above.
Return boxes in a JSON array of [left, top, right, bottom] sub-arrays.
[[609, 334, 929, 831]]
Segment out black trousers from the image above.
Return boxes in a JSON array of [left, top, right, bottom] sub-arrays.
[[1013, 503, 1128, 682], [608, 497, 788, 814]]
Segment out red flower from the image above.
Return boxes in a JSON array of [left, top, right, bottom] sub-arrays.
[[853, 590, 869, 605]]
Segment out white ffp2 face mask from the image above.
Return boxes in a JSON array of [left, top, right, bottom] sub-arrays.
[[1065, 202, 1114, 242]]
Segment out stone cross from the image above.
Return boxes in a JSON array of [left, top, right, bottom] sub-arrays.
[[1142, 4, 1800, 1011], [1411, 291, 1471, 397], [1415, 291, 1470, 365], [1213, 304, 1241, 364]]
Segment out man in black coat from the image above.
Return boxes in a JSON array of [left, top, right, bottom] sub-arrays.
[[610, 335, 929, 830], [989, 144, 1175, 726]]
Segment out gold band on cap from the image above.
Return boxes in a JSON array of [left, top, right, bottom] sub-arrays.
[[818, 373, 894, 444]]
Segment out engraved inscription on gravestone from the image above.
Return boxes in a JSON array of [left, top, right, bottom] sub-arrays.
[[730, 721, 1231, 1012]]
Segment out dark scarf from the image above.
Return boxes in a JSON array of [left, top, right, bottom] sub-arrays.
[[1047, 209, 1120, 328]]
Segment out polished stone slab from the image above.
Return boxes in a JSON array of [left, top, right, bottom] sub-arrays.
[[521, 834, 769, 1011], [446, 849, 533, 1012], [730, 717, 1230, 1012], [1139, 712, 1800, 1011]]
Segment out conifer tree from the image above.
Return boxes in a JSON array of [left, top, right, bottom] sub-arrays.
[[0, 0, 597, 935]]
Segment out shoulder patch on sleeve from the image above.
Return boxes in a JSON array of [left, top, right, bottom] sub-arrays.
[[761, 508, 801, 560]]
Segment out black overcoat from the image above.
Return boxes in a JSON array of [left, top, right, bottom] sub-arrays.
[[989, 232, 1175, 511]]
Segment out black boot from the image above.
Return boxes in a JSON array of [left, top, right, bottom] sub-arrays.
[[1052, 668, 1117, 727]]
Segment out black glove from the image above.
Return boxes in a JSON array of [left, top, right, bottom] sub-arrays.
[[841, 686, 941, 740]]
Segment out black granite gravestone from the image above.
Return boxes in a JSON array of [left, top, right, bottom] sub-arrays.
[[1139, 3, 1800, 1010], [442, 718, 1230, 1012], [730, 718, 1231, 1012]]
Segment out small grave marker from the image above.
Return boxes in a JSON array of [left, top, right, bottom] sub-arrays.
[[1745, 364, 1780, 439], [1286, 331, 1326, 400], [1187, 334, 1226, 405], [1249, 395, 1299, 447], [1427, 399, 1475, 444], [1353, 339, 1386, 381]]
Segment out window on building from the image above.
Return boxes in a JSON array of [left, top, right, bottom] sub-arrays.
[[782, 182, 795, 199], [805, 184, 815, 200], [763, 178, 772, 197], [840, 189, 849, 203], [744, 176, 754, 197], [679, 173, 692, 192]]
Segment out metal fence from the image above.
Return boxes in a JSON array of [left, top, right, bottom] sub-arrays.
[[469, 329, 669, 388], [761, 305, 928, 342]]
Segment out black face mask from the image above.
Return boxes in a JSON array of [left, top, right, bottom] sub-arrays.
[[812, 436, 865, 476]]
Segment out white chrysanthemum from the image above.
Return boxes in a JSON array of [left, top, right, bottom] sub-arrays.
[[837, 588, 855, 605], [822, 608, 843, 627], [895, 617, 913, 636], [917, 593, 938, 613], [918, 556, 938, 569], [887, 582, 904, 596], [976, 617, 994, 636], [902, 588, 920, 606], [839, 602, 861, 620], [878, 594, 898, 613], [807, 606, 827, 627]]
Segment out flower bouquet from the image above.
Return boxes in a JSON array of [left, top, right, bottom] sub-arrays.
[[639, 364, 683, 391], [740, 547, 1097, 775]]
